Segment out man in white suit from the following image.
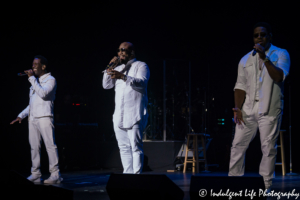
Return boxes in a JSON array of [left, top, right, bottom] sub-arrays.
[[103, 42, 150, 174], [229, 22, 290, 190], [10, 55, 62, 183]]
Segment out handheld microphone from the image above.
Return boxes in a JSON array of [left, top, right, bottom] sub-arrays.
[[252, 49, 257, 56], [108, 56, 120, 67], [17, 73, 27, 76], [103, 57, 121, 73]]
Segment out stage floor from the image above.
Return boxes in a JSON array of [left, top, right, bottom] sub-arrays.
[[24, 170, 300, 200]]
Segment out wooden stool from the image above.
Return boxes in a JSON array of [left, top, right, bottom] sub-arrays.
[[183, 133, 209, 173], [276, 130, 286, 176]]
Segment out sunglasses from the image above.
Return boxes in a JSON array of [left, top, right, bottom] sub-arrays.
[[117, 48, 130, 53], [253, 32, 267, 38]]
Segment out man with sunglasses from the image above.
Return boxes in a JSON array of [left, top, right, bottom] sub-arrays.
[[229, 22, 290, 191], [103, 42, 150, 174]]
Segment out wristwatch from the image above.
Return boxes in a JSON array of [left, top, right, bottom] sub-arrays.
[[123, 75, 127, 82], [263, 56, 270, 63]]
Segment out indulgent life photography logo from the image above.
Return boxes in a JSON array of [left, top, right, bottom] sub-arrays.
[[198, 188, 299, 199]]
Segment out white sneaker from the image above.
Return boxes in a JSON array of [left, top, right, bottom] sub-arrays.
[[27, 175, 42, 183], [44, 175, 63, 184]]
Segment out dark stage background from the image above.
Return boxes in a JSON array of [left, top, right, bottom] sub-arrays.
[[1, 2, 298, 174]]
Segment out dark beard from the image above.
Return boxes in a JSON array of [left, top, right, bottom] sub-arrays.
[[120, 58, 129, 65]]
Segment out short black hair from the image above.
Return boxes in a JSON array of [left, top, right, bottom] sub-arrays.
[[34, 55, 48, 66], [253, 22, 272, 35]]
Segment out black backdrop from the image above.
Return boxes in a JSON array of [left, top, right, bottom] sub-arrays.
[[1, 2, 298, 173]]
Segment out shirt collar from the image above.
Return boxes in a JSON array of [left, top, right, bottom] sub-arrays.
[[265, 44, 275, 56], [126, 58, 136, 66], [39, 72, 51, 81]]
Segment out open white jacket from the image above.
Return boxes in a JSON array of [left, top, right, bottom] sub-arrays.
[[103, 59, 150, 129], [18, 73, 57, 120]]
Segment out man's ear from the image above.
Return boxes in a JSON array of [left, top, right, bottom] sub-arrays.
[[42, 65, 46, 71], [269, 33, 273, 42]]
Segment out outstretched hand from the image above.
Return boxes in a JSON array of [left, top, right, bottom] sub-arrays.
[[232, 108, 245, 125], [10, 117, 22, 124]]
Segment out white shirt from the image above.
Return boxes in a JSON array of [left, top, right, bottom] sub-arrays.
[[102, 59, 150, 129], [234, 44, 290, 115], [18, 73, 57, 120], [254, 62, 261, 101], [254, 51, 267, 101]]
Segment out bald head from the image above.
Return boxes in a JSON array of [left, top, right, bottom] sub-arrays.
[[118, 42, 135, 64], [120, 42, 134, 49]]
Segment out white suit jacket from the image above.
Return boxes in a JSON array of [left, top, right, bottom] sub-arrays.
[[18, 73, 57, 120], [234, 44, 290, 115], [102, 59, 150, 129]]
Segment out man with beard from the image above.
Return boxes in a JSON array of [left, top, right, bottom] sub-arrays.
[[102, 42, 150, 174], [10, 55, 62, 183], [229, 22, 290, 191]]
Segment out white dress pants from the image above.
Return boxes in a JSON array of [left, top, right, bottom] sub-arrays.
[[28, 117, 60, 176], [114, 122, 144, 174], [229, 101, 282, 181]]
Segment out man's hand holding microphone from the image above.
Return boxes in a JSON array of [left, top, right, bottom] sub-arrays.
[[107, 56, 125, 80], [18, 69, 34, 77]]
